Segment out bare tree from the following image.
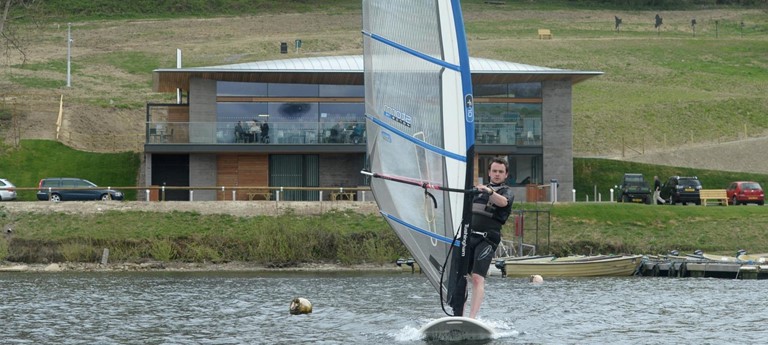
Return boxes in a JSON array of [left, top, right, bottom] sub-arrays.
[[1, 0, 38, 65]]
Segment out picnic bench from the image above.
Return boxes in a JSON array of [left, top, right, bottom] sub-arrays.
[[247, 190, 273, 201], [699, 189, 728, 206], [330, 192, 355, 201], [538, 29, 553, 40]]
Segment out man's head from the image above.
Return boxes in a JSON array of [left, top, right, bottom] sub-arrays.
[[487, 157, 509, 184]]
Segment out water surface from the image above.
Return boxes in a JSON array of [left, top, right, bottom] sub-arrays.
[[1, 271, 765, 344]]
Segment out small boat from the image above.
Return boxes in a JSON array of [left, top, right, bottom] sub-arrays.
[[737, 253, 768, 264], [498, 255, 644, 278], [0, 265, 29, 272]]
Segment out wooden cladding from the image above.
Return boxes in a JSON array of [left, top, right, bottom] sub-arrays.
[[216, 154, 269, 200]]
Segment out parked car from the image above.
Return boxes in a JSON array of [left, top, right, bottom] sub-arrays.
[[660, 176, 702, 205], [36, 178, 124, 202], [0, 178, 17, 201], [617, 173, 651, 204], [726, 181, 764, 206]]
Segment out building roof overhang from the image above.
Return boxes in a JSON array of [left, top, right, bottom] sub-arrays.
[[152, 55, 603, 93]]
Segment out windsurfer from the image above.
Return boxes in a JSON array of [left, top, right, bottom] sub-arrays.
[[464, 157, 514, 319]]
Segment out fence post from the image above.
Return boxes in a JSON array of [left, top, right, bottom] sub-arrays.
[[549, 180, 557, 203]]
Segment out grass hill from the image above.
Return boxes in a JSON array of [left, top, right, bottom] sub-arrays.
[[1, 0, 766, 159]]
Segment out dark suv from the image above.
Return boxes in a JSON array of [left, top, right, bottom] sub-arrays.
[[36, 178, 124, 202], [618, 173, 651, 204], [660, 176, 702, 205]]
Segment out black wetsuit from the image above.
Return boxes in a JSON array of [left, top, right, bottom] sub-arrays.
[[467, 183, 514, 277]]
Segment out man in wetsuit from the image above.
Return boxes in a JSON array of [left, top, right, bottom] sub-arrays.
[[465, 157, 514, 319]]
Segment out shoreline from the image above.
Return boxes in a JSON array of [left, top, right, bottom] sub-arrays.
[[0, 261, 403, 273]]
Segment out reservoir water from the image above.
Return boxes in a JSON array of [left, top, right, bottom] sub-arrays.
[[1, 271, 765, 344]]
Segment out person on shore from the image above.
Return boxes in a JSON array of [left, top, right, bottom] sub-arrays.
[[260, 120, 270, 143], [463, 157, 514, 319], [234, 121, 245, 143], [653, 176, 665, 204]]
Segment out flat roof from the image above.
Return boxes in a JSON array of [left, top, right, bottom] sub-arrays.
[[153, 55, 602, 92]]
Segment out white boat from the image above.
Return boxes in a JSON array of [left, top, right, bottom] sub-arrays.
[[498, 255, 644, 278]]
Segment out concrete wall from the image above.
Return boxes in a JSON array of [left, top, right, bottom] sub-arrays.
[[189, 79, 218, 144], [142, 153, 153, 199], [542, 80, 573, 202], [190, 154, 218, 201]]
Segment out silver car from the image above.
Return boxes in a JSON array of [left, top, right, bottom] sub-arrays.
[[0, 178, 17, 201]]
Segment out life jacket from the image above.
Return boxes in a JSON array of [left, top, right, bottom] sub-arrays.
[[471, 184, 514, 226]]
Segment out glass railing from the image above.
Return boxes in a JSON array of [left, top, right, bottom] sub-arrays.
[[145, 121, 541, 146]]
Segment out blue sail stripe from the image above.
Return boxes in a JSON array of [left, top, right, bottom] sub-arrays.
[[367, 114, 466, 163], [362, 31, 461, 72], [450, 0, 475, 149], [381, 211, 459, 247]]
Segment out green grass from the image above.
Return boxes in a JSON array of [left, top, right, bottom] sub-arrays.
[[1, 209, 408, 265], [2, 202, 767, 265], [0, 140, 140, 200], [89, 51, 165, 75], [9, 75, 66, 89]]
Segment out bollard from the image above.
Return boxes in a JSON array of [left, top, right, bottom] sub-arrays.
[[232, 190, 236, 200], [101, 248, 110, 265], [549, 180, 558, 203], [610, 188, 614, 202], [145, 189, 150, 201], [190, 190, 194, 201], [572, 189, 576, 202]]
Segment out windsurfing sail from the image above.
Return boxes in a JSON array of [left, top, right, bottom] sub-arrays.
[[362, 0, 475, 316]]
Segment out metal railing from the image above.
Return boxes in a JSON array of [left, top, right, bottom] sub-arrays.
[[144, 121, 543, 146]]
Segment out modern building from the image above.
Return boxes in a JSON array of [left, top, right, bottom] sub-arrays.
[[147, 55, 601, 202]]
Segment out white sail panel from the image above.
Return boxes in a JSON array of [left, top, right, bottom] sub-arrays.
[[362, 0, 474, 310]]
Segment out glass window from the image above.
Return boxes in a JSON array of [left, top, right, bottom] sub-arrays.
[[268, 83, 319, 97], [319, 84, 364, 97], [474, 84, 508, 97], [216, 103, 269, 123], [474, 103, 541, 145], [268, 102, 318, 123], [217, 81, 268, 96], [509, 82, 541, 98], [318, 103, 365, 143]]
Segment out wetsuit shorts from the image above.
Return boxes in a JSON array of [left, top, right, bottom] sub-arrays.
[[467, 233, 497, 278]]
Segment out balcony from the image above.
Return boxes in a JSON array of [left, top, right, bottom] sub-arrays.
[[145, 121, 541, 146]]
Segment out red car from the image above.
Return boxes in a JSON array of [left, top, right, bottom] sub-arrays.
[[726, 181, 764, 206]]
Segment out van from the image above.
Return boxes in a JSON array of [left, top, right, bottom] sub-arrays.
[[36, 178, 124, 201]]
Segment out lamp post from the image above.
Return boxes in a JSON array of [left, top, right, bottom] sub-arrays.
[[67, 23, 72, 87]]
